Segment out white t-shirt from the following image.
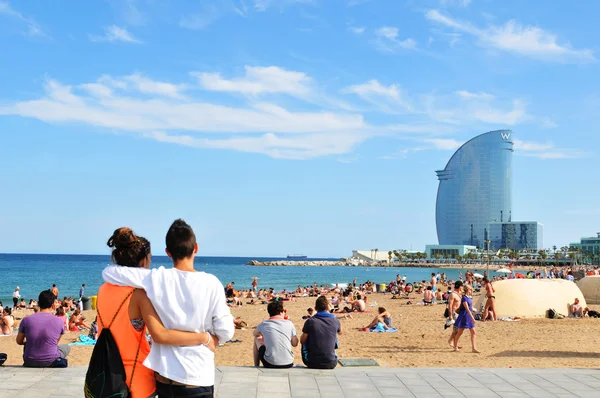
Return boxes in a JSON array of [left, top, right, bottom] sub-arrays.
[[102, 265, 235, 386], [13, 290, 20, 299]]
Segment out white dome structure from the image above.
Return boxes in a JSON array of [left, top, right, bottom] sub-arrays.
[[576, 275, 600, 305], [474, 279, 586, 318]]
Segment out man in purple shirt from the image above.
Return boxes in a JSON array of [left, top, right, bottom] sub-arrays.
[[16, 290, 70, 367]]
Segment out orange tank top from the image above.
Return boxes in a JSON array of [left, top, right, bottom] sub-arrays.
[[97, 284, 155, 398]]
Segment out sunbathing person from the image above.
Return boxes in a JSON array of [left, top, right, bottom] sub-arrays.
[[0, 307, 15, 335], [68, 309, 90, 331], [423, 286, 434, 305], [571, 298, 584, 318], [343, 294, 366, 313], [364, 307, 392, 330]]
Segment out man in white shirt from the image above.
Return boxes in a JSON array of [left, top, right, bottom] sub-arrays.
[[103, 219, 234, 397]]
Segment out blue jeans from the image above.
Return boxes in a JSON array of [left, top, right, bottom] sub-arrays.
[[156, 381, 214, 397]]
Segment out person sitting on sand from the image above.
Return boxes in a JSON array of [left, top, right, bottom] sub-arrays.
[[0, 307, 15, 335], [423, 286, 434, 306], [27, 299, 38, 309], [570, 298, 584, 318], [253, 300, 298, 368], [18, 299, 27, 309], [68, 309, 90, 331], [301, 296, 342, 369], [344, 294, 366, 313], [452, 284, 479, 353], [364, 307, 392, 330], [55, 307, 68, 332], [17, 289, 70, 367], [302, 308, 314, 320], [435, 289, 444, 302]]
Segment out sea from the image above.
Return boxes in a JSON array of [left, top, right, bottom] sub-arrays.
[[0, 254, 480, 303]]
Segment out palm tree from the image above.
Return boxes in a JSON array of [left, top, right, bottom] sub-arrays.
[[388, 251, 393, 263], [555, 251, 562, 266], [374, 248, 379, 261], [553, 245, 557, 255]]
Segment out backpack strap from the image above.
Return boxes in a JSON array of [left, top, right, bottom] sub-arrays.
[[129, 330, 144, 389], [96, 289, 136, 330]]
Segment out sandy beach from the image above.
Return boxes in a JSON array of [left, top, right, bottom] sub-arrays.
[[1, 292, 599, 369]]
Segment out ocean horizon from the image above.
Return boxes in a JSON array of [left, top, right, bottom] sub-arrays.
[[0, 253, 478, 304]]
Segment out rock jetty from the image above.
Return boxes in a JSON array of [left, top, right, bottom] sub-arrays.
[[247, 259, 351, 266], [246, 259, 441, 267]]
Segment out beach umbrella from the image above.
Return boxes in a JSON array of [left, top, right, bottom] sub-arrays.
[[496, 268, 512, 274], [473, 273, 484, 278]]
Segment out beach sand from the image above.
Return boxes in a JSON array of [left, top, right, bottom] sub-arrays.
[[1, 295, 599, 368]]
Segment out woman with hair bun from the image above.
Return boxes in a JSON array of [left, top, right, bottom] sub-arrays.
[[96, 227, 216, 398]]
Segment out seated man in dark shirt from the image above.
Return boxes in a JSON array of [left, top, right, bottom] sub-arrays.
[[16, 290, 70, 368], [301, 296, 342, 369]]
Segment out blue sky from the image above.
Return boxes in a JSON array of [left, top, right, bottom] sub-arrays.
[[0, 0, 598, 257]]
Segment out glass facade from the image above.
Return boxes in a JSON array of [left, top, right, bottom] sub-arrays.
[[488, 222, 543, 251], [436, 130, 514, 248]]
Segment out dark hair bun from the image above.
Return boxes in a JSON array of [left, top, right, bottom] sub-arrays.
[[107, 227, 138, 250]]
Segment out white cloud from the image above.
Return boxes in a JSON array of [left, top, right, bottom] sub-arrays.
[[513, 139, 553, 152], [123, 73, 186, 98], [0, 74, 372, 159], [0, 68, 578, 160], [254, 0, 313, 12], [0, 1, 45, 37], [180, 4, 220, 30], [514, 139, 585, 160], [424, 138, 462, 150], [539, 116, 558, 128], [455, 90, 495, 100], [350, 26, 365, 34], [425, 9, 594, 63], [192, 66, 312, 97], [374, 26, 417, 52], [89, 25, 141, 43], [233, 0, 249, 16], [343, 79, 413, 113], [440, 0, 471, 7]]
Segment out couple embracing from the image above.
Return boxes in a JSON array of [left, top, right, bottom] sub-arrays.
[[95, 219, 234, 398]]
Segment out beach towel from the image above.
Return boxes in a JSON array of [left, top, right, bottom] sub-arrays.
[[370, 322, 398, 333], [70, 334, 96, 346]]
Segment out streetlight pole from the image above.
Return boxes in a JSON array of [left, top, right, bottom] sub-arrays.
[[485, 240, 491, 277]]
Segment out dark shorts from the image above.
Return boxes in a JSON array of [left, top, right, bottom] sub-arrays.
[[258, 345, 293, 369], [156, 381, 214, 397]]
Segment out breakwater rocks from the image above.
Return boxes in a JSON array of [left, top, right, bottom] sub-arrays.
[[247, 260, 350, 266], [246, 260, 442, 267]]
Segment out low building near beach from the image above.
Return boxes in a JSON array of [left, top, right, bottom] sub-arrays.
[[474, 279, 586, 318], [425, 245, 476, 261]]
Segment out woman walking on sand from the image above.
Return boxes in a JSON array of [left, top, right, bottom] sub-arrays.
[[453, 284, 480, 353]]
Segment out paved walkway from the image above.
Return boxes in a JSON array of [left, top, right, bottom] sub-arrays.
[[1, 366, 600, 398]]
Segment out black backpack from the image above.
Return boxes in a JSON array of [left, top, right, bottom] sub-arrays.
[[84, 290, 142, 398]]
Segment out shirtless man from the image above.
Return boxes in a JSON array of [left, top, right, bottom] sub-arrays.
[[446, 281, 463, 348], [423, 286, 434, 305], [345, 294, 366, 312]]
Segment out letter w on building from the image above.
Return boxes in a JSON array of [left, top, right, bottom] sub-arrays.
[[501, 132, 511, 140]]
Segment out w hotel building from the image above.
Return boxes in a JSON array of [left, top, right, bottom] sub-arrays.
[[434, 130, 542, 251]]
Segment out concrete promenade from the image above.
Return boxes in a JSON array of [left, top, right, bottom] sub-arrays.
[[1, 366, 600, 398]]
